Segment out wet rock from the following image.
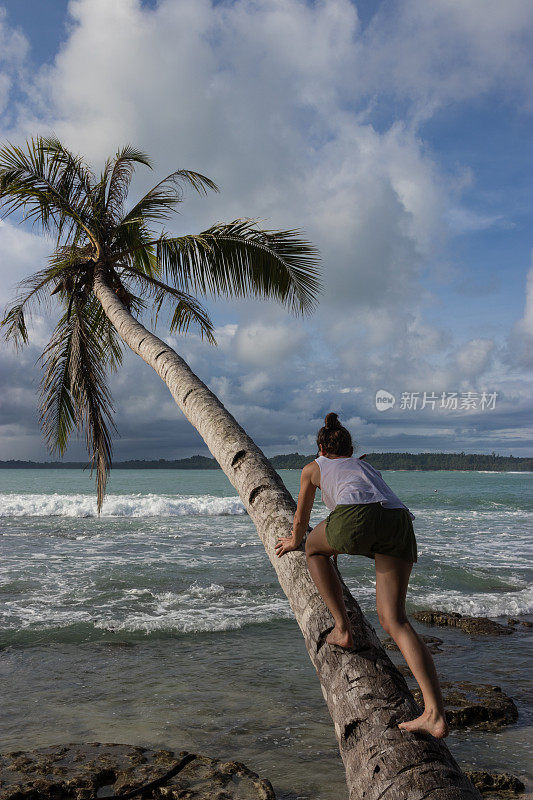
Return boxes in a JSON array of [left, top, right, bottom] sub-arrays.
[[507, 618, 533, 628], [413, 609, 514, 636], [411, 681, 519, 731], [463, 769, 525, 796], [381, 634, 443, 654], [0, 743, 276, 800]]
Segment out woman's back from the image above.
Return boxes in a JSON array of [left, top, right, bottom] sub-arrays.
[[315, 455, 415, 519]]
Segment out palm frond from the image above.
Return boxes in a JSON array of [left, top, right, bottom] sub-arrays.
[[111, 219, 159, 278], [95, 156, 114, 217], [118, 169, 219, 228], [38, 310, 78, 456], [156, 219, 322, 315], [40, 136, 96, 206], [48, 244, 93, 270], [105, 145, 152, 223], [47, 245, 95, 298], [38, 296, 119, 513], [1, 242, 101, 349], [87, 297, 126, 371], [119, 265, 216, 343], [166, 296, 216, 344], [100, 317, 125, 371], [1, 303, 29, 348], [1, 267, 60, 348], [40, 136, 103, 242], [70, 299, 117, 513], [0, 137, 97, 248]]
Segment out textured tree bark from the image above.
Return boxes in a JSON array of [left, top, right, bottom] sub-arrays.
[[93, 267, 482, 800]]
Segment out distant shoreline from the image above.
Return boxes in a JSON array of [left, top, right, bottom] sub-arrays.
[[1, 452, 531, 471]]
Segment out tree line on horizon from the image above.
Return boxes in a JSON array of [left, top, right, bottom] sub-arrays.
[[1, 451, 531, 471]]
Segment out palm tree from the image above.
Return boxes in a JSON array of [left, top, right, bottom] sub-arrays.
[[0, 138, 481, 800]]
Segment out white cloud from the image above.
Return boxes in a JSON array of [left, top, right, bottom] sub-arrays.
[[0, 8, 28, 115], [507, 253, 533, 368], [0, 9, 28, 63], [516, 256, 533, 338], [453, 338, 495, 378], [357, 0, 533, 116], [234, 320, 306, 366], [240, 371, 271, 396]]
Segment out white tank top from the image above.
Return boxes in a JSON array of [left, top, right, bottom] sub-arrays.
[[315, 455, 415, 519]]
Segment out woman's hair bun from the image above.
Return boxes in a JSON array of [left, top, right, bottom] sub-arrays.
[[324, 412, 341, 430], [317, 412, 353, 457]]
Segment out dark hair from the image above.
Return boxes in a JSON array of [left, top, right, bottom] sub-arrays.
[[316, 412, 354, 457]]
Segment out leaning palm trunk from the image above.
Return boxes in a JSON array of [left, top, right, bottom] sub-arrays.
[[93, 266, 481, 800]]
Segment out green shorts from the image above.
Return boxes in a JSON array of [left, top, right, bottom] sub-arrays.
[[325, 502, 418, 563]]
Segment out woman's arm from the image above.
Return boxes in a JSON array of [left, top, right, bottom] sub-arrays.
[[275, 462, 317, 557]]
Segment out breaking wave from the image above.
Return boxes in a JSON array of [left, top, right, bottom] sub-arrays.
[[0, 492, 246, 518]]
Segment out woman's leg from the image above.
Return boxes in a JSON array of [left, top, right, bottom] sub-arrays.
[[375, 553, 449, 738], [305, 521, 353, 647]]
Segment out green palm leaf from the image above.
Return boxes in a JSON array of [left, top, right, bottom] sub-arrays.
[[117, 169, 219, 229], [105, 145, 152, 223], [119, 265, 216, 343], [39, 296, 118, 512], [38, 310, 78, 457], [1, 268, 59, 348], [0, 137, 96, 247], [156, 219, 321, 315], [112, 219, 159, 278]]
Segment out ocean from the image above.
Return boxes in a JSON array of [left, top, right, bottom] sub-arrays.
[[1, 468, 532, 799]]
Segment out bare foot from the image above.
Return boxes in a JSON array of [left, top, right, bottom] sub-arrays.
[[326, 625, 354, 648], [398, 710, 449, 739]]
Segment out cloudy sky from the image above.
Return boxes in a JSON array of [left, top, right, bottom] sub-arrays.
[[0, 0, 532, 461]]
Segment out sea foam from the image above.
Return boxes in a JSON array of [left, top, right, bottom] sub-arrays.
[[417, 585, 533, 618], [0, 492, 246, 517]]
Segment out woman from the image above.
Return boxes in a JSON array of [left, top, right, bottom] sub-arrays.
[[274, 413, 449, 739]]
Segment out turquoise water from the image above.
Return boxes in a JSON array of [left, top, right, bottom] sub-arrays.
[[1, 468, 532, 798]]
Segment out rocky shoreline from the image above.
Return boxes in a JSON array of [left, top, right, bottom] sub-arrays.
[[411, 610, 532, 636], [0, 743, 275, 800]]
